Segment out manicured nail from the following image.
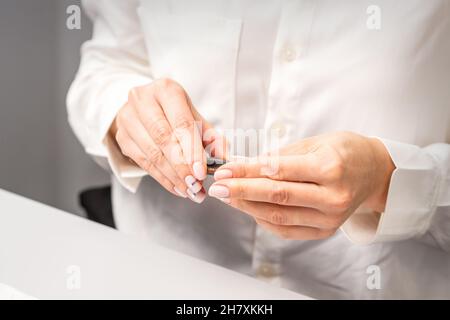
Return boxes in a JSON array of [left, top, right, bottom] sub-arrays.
[[193, 161, 207, 180], [174, 187, 187, 198], [187, 189, 206, 203], [214, 169, 232, 180], [185, 175, 196, 188], [190, 181, 202, 193], [208, 185, 229, 198]]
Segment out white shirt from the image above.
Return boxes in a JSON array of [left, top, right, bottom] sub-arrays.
[[67, 0, 450, 299]]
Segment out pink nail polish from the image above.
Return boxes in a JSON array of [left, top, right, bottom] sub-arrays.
[[214, 169, 232, 180], [187, 189, 206, 203], [190, 181, 202, 193], [185, 175, 196, 188], [194, 191, 206, 203], [208, 185, 229, 198], [193, 161, 207, 180]]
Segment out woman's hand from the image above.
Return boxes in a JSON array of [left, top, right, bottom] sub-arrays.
[[110, 78, 225, 203], [208, 132, 395, 239]]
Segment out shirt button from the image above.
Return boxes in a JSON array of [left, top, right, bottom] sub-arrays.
[[281, 45, 297, 62], [257, 263, 277, 278], [269, 121, 287, 138]]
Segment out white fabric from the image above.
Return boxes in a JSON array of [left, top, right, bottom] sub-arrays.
[[67, 0, 450, 299]]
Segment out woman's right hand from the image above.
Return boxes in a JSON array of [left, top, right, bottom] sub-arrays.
[[110, 78, 224, 203]]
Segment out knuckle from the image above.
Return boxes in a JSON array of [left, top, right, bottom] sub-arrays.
[[141, 158, 153, 172], [149, 119, 172, 146], [233, 164, 247, 179], [332, 191, 353, 212], [264, 160, 282, 179], [333, 160, 346, 180], [129, 84, 155, 104], [174, 116, 192, 131], [268, 208, 288, 225], [269, 183, 289, 205], [321, 155, 345, 181], [268, 168, 283, 180], [238, 183, 247, 199], [128, 86, 147, 102], [147, 147, 163, 164], [228, 180, 245, 198], [155, 77, 172, 89], [155, 78, 183, 94]]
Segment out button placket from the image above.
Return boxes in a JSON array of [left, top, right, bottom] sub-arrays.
[[281, 44, 297, 63], [257, 263, 277, 279]]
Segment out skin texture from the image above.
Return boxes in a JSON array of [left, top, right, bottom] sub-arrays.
[[110, 78, 226, 203], [110, 78, 395, 238], [209, 132, 396, 240]]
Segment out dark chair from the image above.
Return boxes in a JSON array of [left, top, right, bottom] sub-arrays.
[[79, 186, 116, 228]]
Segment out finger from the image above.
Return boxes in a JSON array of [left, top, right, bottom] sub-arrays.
[[254, 218, 336, 240], [192, 107, 229, 160], [155, 83, 207, 180], [118, 107, 196, 195], [187, 186, 207, 204], [131, 93, 199, 189], [115, 129, 184, 198], [209, 178, 326, 210], [218, 197, 327, 228], [122, 120, 192, 196], [214, 154, 323, 183]]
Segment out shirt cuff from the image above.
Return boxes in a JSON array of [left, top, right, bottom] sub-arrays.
[[103, 134, 147, 193], [342, 138, 440, 244], [85, 76, 150, 193]]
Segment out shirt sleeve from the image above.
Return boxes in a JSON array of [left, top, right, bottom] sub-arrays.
[[67, 0, 150, 192], [342, 138, 450, 250]]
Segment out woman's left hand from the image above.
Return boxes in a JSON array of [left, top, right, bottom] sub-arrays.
[[208, 132, 395, 240]]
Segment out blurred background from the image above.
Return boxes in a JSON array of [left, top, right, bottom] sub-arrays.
[[0, 0, 108, 216]]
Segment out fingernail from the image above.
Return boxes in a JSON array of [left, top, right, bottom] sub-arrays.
[[193, 161, 206, 180], [208, 185, 229, 198], [174, 187, 187, 198], [185, 175, 196, 188], [190, 181, 202, 193], [214, 169, 232, 180], [187, 189, 206, 203]]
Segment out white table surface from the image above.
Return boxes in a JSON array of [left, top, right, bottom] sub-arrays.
[[0, 189, 309, 299]]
